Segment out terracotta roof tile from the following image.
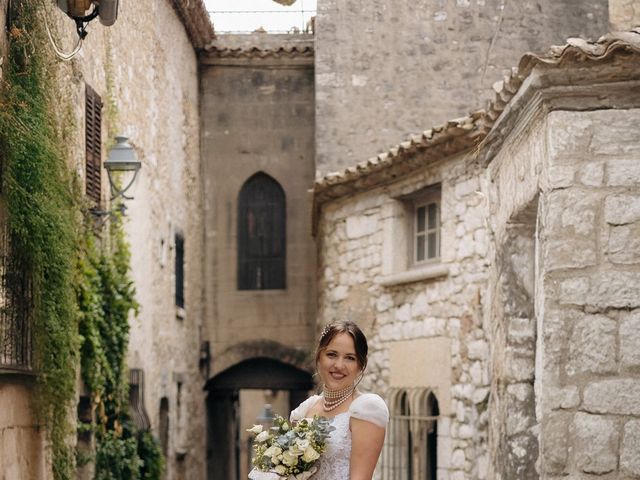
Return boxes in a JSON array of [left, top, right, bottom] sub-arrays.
[[170, 0, 215, 49]]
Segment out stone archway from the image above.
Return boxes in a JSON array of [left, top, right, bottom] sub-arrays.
[[205, 355, 314, 480]]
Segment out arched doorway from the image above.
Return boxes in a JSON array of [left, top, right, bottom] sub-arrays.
[[205, 357, 313, 480]]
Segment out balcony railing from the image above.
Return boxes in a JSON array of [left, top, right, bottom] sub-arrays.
[[0, 221, 33, 373]]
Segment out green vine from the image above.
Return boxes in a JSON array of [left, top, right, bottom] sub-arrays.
[[1, 3, 163, 478], [0, 2, 79, 478]]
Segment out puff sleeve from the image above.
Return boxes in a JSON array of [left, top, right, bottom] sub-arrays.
[[290, 395, 321, 422], [349, 393, 389, 428]]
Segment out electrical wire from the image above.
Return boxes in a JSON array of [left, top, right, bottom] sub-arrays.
[[39, 0, 83, 61]]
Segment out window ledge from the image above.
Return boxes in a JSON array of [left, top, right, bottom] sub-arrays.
[[378, 263, 449, 287]]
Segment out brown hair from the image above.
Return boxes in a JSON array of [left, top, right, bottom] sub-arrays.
[[315, 320, 368, 370]]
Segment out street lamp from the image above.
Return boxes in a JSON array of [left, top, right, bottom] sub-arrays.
[[104, 135, 141, 201], [90, 135, 141, 220], [256, 404, 276, 429]]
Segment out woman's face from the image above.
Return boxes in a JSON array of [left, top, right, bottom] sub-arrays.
[[318, 332, 362, 391]]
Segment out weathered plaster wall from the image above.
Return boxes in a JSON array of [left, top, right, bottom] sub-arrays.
[[317, 153, 491, 479], [200, 34, 317, 377], [0, 379, 49, 479], [609, 0, 640, 29], [314, 0, 609, 174], [486, 107, 640, 478], [48, 1, 207, 478], [0, 0, 7, 83]]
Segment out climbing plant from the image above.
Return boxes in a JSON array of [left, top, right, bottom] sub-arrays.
[[0, 2, 79, 478], [1, 2, 163, 478]]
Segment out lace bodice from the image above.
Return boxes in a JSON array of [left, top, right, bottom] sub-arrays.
[[249, 393, 388, 480], [290, 393, 389, 480]]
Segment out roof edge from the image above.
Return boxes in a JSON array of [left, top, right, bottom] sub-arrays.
[[170, 0, 215, 50]]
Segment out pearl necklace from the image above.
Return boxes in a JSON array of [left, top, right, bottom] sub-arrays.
[[322, 385, 355, 412]]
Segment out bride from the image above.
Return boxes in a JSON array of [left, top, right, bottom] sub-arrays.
[[251, 320, 389, 480]]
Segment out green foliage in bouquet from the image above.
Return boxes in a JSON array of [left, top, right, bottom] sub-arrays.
[[248, 415, 335, 479]]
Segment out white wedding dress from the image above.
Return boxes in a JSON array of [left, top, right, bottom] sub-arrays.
[[248, 393, 388, 480], [292, 393, 389, 479]]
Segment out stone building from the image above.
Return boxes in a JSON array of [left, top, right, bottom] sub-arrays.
[[0, 1, 213, 478], [314, 0, 610, 173], [199, 33, 317, 480], [313, 30, 640, 479]]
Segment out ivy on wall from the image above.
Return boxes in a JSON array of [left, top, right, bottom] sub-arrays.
[[0, 1, 80, 478], [0, 1, 163, 479]]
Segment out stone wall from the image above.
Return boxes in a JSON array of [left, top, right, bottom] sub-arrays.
[[484, 107, 640, 478], [200, 34, 317, 376], [44, 2, 207, 478], [314, 0, 609, 174], [317, 152, 491, 479]]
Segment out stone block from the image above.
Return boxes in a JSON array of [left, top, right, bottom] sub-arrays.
[[590, 109, 640, 156], [620, 310, 640, 368], [547, 165, 574, 189], [558, 272, 640, 309], [571, 412, 618, 474], [583, 379, 640, 415], [345, 213, 378, 239], [454, 177, 479, 199], [544, 238, 597, 271], [607, 223, 640, 264], [566, 314, 616, 376], [547, 116, 593, 160], [545, 386, 580, 410], [621, 419, 640, 477], [607, 158, 640, 186], [545, 189, 598, 236], [604, 193, 640, 225], [578, 161, 604, 187], [541, 411, 570, 474]]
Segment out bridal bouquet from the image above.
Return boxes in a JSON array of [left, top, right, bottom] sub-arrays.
[[247, 415, 334, 480]]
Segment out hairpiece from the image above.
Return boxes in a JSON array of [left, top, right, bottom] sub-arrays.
[[320, 324, 331, 340]]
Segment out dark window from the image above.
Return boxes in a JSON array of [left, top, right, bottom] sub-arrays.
[[175, 233, 185, 308], [159, 397, 170, 457], [237, 173, 286, 290], [85, 84, 103, 205]]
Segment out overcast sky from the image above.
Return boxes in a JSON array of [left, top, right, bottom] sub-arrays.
[[204, 0, 317, 33]]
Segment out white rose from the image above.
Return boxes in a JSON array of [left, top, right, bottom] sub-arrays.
[[274, 465, 287, 476], [295, 438, 310, 450], [301, 446, 320, 463], [247, 424, 263, 434], [282, 450, 299, 467], [255, 431, 271, 443]]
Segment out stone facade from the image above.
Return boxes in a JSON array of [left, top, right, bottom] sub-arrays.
[[314, 30, 640, 479], [314, 0, 609, 174], [0, 1, 212, 478], [200, 33, 317, 377], [316, 153, 491, 479]]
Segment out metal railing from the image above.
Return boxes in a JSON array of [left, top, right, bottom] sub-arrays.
[[381, 414, 439, 480], [0, 220, 34, 373]]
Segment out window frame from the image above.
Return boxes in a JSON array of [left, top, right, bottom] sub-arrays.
[[85, 84, 103, 206], [237, 172, 287, 291], [412, 193, 441, 265]]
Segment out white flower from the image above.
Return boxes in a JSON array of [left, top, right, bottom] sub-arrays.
[[264, 445, 282, 464], [247, 424, 263, 434], [295, 438, 310, 451], [274, 465, 287, 476], [255, 431, 271, 443], [282, 450, 299, 467], [281, 421, 290, 431], [301, 446, 320, 463]]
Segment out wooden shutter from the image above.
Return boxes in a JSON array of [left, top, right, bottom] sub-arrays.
[[85, 85, 102, 205]]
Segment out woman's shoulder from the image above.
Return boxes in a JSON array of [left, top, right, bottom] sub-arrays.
[[289, 394, 322, 422], [349, 393, 389, 428]]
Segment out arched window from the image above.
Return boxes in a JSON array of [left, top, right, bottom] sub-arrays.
[[383, 388, 440, 480], [237, 173, 286, 290]]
